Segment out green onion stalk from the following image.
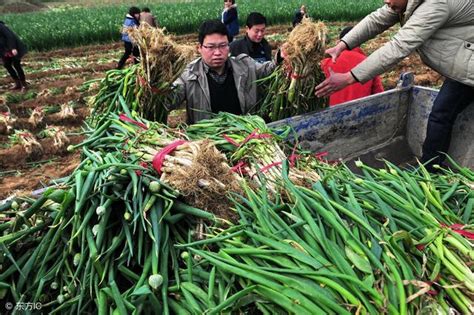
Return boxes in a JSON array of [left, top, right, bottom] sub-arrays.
[[38, 126, 70, 150], [0, 109, 16, 134], [8, 129, 42, 154], [88, 65, 139, 125], [257, 19, 328, 122]]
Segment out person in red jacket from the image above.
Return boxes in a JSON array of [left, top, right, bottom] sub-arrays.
[[321, 27, 384, 106]]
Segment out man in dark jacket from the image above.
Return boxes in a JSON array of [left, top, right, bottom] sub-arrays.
[[0, 21, 28, 91], [230, 12, 271, 63]]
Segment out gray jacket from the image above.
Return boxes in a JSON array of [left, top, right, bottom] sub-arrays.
[[343, 0, 474, 87], [169, 54, 277, 124]]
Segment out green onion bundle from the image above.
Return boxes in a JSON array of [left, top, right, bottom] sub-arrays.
[[89, 26, 195, 125], [181, 160, 474, 314], [127, 24, 196, 123], [187, 112, 320, 194], [258, 19, 329, 121]]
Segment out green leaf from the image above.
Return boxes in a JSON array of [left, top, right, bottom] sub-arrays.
[[345, 246, 372, 274], [131, 285, 152, 296]]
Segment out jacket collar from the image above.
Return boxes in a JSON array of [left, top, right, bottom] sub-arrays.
[[403, 0, 424, 22], [244, 35, 268, 51]]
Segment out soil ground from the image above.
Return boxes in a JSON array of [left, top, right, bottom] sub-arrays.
[[0, 23, 441, 199]]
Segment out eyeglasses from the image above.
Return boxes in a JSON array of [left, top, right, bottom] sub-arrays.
[[202, 43, 229, 51]]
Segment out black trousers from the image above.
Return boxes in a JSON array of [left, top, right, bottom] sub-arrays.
[[421, 78, 474, 166], [2, 56, 25, 81], [117, 41, 139, 69]]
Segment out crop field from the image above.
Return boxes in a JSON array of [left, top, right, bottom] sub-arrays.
[[3, 0, 385, 51]]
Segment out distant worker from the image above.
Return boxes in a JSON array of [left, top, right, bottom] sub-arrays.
[[230, 12, 271, 63], [167, 20, 284, 124], [292, 5, 308, 28], [0, 21, 28, 91], [140, 7, 158, 27], [320, 26, 384, 106], [315, 0, 474, 172], [117, 6, 140, 69], [222, 0, 239, 42]]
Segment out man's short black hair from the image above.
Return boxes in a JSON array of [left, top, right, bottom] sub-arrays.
[[198, 20, 229, 44], [142, 7, 151, 13], [129, 6, 140, 16], [224, 0, 236, 4], [339, 26, 353, 39], [246, 12, 266, 28]]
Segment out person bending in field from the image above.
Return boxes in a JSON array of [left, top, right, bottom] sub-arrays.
[[320, 26, 384, 106], [167, 20, 284, 124], [230, 12, 272, 63], [117, 6, 140, 69], [315, 0, 474, 172], [140, 7, 158, 28], [0, 21, 28, 91]]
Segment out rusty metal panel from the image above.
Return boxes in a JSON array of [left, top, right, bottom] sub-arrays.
[[407, 86, 474, 168], [269, 88, 411, 162]]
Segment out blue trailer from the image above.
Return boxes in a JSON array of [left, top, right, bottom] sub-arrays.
[[270, 73, 474, 169]]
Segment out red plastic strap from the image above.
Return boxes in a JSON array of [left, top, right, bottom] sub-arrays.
[[135, 161, 149, 176], [222, 134, 240, 147], [415, 244, 425, 251], [223, 129, 272, 147], [442, 223, 474, 240], [152, 140, 188, 174], [288, 143, 302, 166], [137, 75, 164, 94], [290, 73, 306, 80], [119, 113, 148, 130], [260, 161, 283, 173], [241, 129, 272, 146], [289, 154, 302, 166], [315, 151, 328, 161], [137, 75, 146, 87], [230, 161, 248, 174]]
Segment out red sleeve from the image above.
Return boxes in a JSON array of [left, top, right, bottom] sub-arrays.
[[371, 75, 384, 94], [320, 58, 331, 77]]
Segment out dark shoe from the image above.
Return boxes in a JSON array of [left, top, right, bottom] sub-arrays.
[[20, 81, 29, 92], [9, 79, 21, 90]]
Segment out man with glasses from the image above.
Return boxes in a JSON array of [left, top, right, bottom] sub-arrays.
[[168, 19, 283, 124], [230, 12, 271, 63]]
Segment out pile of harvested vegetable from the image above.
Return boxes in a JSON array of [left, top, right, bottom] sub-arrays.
[[1, 108, 473, 314]]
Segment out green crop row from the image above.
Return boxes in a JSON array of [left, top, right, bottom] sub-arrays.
[[3, 0, 383, 51]]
